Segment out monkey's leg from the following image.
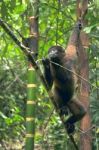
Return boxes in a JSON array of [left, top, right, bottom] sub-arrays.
[[65, 99, 86, 134]]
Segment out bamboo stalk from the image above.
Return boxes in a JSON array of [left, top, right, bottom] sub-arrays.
[[25, 14, 39, 150]]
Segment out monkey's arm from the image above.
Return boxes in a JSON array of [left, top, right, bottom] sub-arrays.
[[42, 58, 53, 89]]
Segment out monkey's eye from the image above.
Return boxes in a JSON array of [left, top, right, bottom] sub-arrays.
[[48, 50, 58, 59], [50, 49, 58, 55], [52, 49, 57, 54]]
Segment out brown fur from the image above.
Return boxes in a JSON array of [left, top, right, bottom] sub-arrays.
[[42, 45, 86, 134]]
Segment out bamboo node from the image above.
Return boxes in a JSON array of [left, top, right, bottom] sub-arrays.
[[27, 101, 36, 105], [26, 117, 34, 121], [26, 134, 34, 138], [28, 67, 35, 71], [27, 84, 36, 88]]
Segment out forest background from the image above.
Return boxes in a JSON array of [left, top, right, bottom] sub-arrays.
[[0, 0, 99, 149]]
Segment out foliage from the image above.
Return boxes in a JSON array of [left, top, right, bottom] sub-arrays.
[[0, 0, 99, 149]]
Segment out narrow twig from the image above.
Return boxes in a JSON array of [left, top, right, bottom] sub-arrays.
[[50, 61, 99, 90], [37, 58, 99, 90]]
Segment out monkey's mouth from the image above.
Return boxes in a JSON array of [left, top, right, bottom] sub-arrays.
[[49, 55, 59, 61]]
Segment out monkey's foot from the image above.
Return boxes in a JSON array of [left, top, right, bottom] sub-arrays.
[[59, 107, 69, 116], [65, 123, 75, 134], [42, 58, 50, 66]]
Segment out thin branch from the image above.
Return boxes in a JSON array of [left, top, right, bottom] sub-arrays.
[[36, 59, 99, 90], [50, 61, 99, 90]]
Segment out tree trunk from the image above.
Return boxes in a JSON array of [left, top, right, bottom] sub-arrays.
[[78, 35, 92, 150]]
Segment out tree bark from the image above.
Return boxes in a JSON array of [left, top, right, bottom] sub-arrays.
[[78, 35, 92, 150]]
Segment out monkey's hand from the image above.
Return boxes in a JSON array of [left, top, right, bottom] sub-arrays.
[[42, 58, 50, 68], [42, 57, 53, 89]]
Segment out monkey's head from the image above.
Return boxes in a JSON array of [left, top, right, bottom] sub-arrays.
[[48, 46, 65, 63]]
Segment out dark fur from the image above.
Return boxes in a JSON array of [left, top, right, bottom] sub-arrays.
[[42, 46, 86, 134]]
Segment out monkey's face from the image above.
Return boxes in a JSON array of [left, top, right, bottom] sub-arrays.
[[48, 46, 65, 63]]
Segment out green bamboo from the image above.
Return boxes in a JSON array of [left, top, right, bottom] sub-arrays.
[[25, 1, 39, 148], [26, 66, 37, 150]]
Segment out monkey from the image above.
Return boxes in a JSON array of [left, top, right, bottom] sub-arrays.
[[42, 45, 86, 134]]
